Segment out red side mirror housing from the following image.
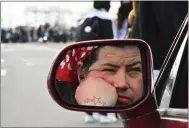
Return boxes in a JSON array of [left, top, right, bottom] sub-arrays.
[[47, 39, 161, 128]]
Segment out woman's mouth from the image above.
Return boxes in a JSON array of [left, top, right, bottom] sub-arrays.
[[118, 95, 131, 104]]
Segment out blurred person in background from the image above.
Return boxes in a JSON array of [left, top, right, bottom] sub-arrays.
[[75, 0, 117, 123], [11, 28, 20, 43], [30, 27, 38, 42], [20, 27, 28, 43], [114, 1, 132, 39], [126, 0, 138, 38], [43, 23, 53, 43], [75, 1, 114, 42], [3, 28, 12, 43], [1, 28, 6, 43], [27, 27, 32, 42], [37, 25, 45, 42], [129, 1, 188, 82], [52, 23, 63, 43], [27, 27, 37, 42]]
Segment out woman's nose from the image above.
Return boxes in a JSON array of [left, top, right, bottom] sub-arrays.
[[112, 69, 129, 89]]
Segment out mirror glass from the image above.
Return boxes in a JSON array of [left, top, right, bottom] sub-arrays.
[[55, 43, 146, 107]]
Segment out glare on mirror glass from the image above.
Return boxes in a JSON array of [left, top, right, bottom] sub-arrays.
[[55, 44, 144, 107]]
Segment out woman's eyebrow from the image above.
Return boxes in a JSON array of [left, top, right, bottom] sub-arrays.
[[102, 63, 119, 68], [126, 61, 142, 68]]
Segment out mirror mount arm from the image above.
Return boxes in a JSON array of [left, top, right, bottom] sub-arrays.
[[125, 110, 161, 128], [119, 94, 158, 119], [120, 95, 160, 128]]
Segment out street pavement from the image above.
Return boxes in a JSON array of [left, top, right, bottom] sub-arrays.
[[1, 42, 124, 127]]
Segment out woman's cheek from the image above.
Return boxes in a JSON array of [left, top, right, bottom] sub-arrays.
[[87, 71, 113, 85], [131, 76, 144, 100], [87, 71, 108, 79], [87, 71, 102, 78], [132, 75, 143, 88], [138, 76, 144, 93]]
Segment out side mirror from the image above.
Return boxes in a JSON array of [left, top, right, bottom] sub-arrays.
[[47, 39, 157, 118]]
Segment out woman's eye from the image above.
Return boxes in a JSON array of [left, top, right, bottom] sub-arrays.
[[102, 69, 115, 72], [127, 68, 142, 77]]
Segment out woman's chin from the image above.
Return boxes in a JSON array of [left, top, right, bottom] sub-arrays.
[[116, 99, 131, 106]]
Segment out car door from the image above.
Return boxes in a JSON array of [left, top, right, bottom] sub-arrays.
[[153, 14, 188, 128]]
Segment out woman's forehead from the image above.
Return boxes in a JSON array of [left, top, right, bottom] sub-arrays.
[[98, 46, 141, 59]]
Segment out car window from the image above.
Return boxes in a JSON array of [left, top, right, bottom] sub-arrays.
[[159, 30, 188, 108], [154, 15, 188, 107]]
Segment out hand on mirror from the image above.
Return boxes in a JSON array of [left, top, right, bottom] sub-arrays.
[[75, 77, 118, 107]]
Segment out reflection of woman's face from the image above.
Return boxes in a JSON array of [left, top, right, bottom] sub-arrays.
[[85, 46, 143, 105]]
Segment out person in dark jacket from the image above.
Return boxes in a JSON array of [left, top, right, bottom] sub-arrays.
[[1, 29, 6, 43], [130, 1, 188, 73], [75, 1, 114, 42]]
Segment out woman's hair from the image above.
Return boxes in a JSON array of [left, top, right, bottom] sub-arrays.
[[93, 1, 111, 12], [79, 44, 138, 80], [79, 47, 101, 80], [117, 1, 133, 29]]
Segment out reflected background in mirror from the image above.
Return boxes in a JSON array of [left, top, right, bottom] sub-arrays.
[[55, 44, 145, 108]]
